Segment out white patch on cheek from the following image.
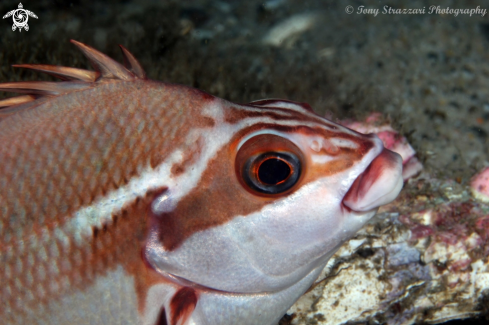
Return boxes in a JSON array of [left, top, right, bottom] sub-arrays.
[[310, 139, 321, 152], [310, 154, 336, 164], [330, 138, 359, 149], [302, 137, 341, 164]]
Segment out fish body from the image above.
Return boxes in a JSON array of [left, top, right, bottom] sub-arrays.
[[0, 41, 403, 325]]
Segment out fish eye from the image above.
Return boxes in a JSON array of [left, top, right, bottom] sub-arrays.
[[243, 152, 301, 194], [235, 134, 304, 196]]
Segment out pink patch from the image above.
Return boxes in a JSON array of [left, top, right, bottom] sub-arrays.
[[410, 225, 434, 240], [376, 131, 398, 149], [437, 232, 459, 246], [399, 214, 414, 226], [339, 112, 423, 180], [449, 258, 472, 272], [365, 112, 382, 123], [470, 167, 489, 202], [475, 216, 489, 240]]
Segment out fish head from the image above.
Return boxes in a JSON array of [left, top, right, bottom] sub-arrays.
[[145, 98, 403, 294]]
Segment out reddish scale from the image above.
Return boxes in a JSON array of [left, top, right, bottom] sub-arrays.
[[223, 107, 305, 125], [170, 136, 205, 177], [1, 191, 158, 321], [0, 73, 222, 321], [0, 81, 215, 247], [153, 137, 273, 250]]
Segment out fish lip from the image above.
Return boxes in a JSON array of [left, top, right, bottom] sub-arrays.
[[342, 148, 403, 213]]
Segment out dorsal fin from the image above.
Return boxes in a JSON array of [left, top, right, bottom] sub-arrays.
[[70, 40, 135, 81], [0, 81, 91, 96], [12, 64, 98, 82], [0, 95, 36, 107], [0, 96, 49, 120], [119, 45, 146, 79], [0, 40, 143, 113]]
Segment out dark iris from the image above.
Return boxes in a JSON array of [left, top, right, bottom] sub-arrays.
[[243, 152, 301, 195], [258, 158, 291, 185]]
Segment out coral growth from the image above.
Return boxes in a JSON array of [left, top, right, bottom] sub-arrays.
[[340, 113, 423, 181], [471, 167, 489, 203]]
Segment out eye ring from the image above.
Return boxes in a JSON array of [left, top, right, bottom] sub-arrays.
[[243, 151, 301, 195]]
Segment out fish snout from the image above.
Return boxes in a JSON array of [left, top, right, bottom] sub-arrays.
[[343, 148, 403, 212]]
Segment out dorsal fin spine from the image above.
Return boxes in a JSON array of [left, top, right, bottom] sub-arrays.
[[119, 45, 147, 79], [0, 40, 144, 112], [0, 81, 91, 96], [70, 40, 135, 81], [0, 95, 36, 108], [12, 64, 98, 82]]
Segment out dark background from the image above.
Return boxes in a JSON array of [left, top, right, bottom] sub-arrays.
[[1, 0, 488, 324]]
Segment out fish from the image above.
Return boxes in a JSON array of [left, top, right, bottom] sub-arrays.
[[0, 40, 404, 325]]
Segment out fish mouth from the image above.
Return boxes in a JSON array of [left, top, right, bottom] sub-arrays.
[[157, 268, 269, 295], [342, 148, 403, 212]]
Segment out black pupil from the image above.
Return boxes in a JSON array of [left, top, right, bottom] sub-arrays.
[[258, 158, 291, 185]]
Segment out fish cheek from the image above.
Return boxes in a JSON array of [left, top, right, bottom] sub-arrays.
[[155, 145, 270, 251]]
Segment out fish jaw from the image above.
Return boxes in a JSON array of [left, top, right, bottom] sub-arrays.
[[141, 263, 325, 325], [145, 126, 402, 294]]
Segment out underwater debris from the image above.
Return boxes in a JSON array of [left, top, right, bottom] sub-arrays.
[[340, 113, 423, 181], [262, 13, 319, 47], [471, 167, 489, 203]]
